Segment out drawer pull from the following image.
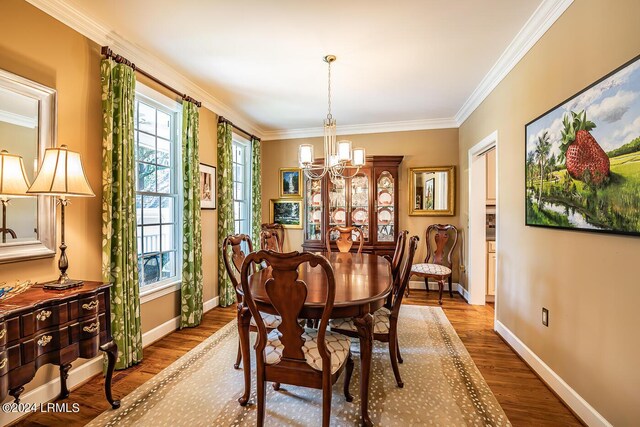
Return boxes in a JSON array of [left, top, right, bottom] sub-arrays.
[[37, 335, 52, 347], [36, 310, 52, 321], [83, 322, 100, 333], [0, 358, 6, 370], [0, 329, 5, 340], [82, 301, 99, 311]]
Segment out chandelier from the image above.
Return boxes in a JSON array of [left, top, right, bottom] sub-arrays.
[[298, 55, 365, 181]]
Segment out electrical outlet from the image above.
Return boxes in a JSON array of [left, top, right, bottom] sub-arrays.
[[542, 308, 549, 327]]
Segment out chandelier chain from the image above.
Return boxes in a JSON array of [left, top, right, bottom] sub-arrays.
[[327, 59, 332, 119]]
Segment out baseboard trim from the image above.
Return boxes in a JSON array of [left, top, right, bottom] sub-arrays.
[[494, 320, 612, 427], [2, 296, 220, 426]]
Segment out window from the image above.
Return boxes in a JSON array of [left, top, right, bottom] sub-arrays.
[[134, 88, 182, 291], [232, 136, 252, 236]]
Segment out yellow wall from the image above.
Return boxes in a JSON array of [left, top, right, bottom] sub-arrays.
[[0, 0, 218, 398], [458, 0, 640, 423], [261, 128, 462, 281]]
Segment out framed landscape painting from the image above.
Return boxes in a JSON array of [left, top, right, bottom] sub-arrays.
[[525, 54, 640, 236], [279, 168, 302, 198], [270, 199, 302, 229]]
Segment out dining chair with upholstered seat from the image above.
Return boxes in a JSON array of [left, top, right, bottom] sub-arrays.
[[383, 229, 407, 304], [326, 225, 364, 253], [222, 234, 282, 403], [260, 229, 282, 252], [410, 224, 459, 304], [261, 222, 285, 251], [240, 250, 354, 427], [331, 235, 418, 388]]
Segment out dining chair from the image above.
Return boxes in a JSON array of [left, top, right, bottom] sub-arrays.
[[261, 222, 285, 251], [384, 229, 407, 305], [325, 225, 364, 253], [222, 234, 282, 372], [260, 229, 282, 252], [331, 235, 418, 388], [410, 224, 458, 304], [240, 250, 354, 427]]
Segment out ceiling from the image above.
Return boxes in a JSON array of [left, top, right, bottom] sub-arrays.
[[57, 0, 548, 137]]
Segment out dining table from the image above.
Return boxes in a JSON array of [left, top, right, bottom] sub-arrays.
[[239, 251, 392, 427]]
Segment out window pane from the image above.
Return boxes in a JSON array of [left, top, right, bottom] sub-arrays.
[[234, 164, 243, 182], [137, 226, 142, 256], [141, 255, 161, 285], [157, 138, 171, 166], [160, 197, 174, 223], [143, 196, 160, 224], [235, 146, 244, 165], [157, 110, 171, 140], [234, 182, 243, 201], [161, 224, 174, 252], [137, 132, 156, 163], [161, 252, 176, 279], [136, 195, 142, 225], [234, 221, 240, 235], [138, 163, 157, 192], [138, 102, 156, 134], [142, 225, 160, 254], [234, 201, 240, 220], [157, 166, 170, 194]]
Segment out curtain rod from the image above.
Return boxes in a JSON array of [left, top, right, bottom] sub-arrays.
[[218, 116, 259, 141], [101, 46, 202, 108]]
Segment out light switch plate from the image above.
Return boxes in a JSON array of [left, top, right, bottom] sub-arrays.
[[542, 308, 549, 327]]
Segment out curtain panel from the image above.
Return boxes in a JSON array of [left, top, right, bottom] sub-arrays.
[[180, 101, 204, 328], [100, 58, 143, 370], [251, 137, 262, 246], [217, 122, 235, 307]]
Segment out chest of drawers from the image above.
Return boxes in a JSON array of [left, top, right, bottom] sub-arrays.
[[0, 281, 119, 409]]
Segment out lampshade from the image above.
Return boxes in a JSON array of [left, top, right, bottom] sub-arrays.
[[299, 144, 314, 167], [27, 145, 94, 197], [0, 150, 31, 199], [352, 148, 366, 166], [337, 140, 352, 162]]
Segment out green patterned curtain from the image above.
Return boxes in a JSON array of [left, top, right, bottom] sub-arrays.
[[217, 121, 235, 307], [101, 58, 143, 370], [251, 137, 262, 245], [180, 101, 204, 328]]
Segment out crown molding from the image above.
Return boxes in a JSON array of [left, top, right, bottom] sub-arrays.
[[262, 117, 459, 141], [454, 0, 574, 126], [0, 110, 38, 128], [24, 0, 264, 138]]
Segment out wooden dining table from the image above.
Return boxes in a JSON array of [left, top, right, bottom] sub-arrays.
[[239, 251, 392, 426]]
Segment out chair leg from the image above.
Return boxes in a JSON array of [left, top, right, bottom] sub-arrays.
[[344, 353, 354, 402], [396, 334, 403, 364], [389, 331, 404, 388], [257, 372, 267, 427], [448, 275, 453, 298], [234, 339, 242, 369], [424, 277, 429, 293], [438, 279, 444, 305], [322, 381, 332, 427]]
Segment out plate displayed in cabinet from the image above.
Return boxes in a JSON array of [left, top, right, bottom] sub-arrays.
[[312, 209, 322, 223], [332, 208, 346, 224], [312, 192, 322, 205], [379, 176, 392, 188], [378, 207, 393, 224], [378, 190, 393, 206], [352, 208, 368, 225]]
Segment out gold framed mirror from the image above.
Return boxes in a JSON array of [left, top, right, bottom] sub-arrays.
[[408, 166, 455, 216]]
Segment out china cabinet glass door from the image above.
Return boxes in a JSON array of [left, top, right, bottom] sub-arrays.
[[350, 173, 370, 240], [376, 171, 395, 242], [328, 177, 347, 240], [305, 178, 323, 241]]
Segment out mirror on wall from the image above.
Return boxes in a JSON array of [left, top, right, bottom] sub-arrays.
[[408, 166, 455, 216], [0, 69, 56, 263]]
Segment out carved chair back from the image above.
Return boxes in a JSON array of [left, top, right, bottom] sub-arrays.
[[260, 230, 282, 252], [241, 250, 336, 376], [425, 224, 459, 268], [390, 230, 408, 279], [390, 236, 419, 317], [261, 223, 285, 251], [326, 226, 364, 253], [222, 234, 254, 301]]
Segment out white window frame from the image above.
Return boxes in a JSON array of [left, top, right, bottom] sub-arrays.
[[134, 83, 184, 303], [232, 133, 253, 237]]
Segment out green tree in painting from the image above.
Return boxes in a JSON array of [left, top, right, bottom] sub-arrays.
[[526, 151, 536, 188], [534, 131, 551, 203]]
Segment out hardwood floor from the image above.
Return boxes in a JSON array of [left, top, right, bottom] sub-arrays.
[[14, 290, 581, 426]]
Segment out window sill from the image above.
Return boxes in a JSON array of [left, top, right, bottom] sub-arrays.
[[140, 279, 181, 304]]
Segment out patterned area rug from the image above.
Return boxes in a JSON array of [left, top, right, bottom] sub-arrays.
[[87, 306, 510, 426]]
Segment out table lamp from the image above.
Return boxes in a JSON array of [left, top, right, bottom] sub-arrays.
[[0, 150, 32, 243], [27, 145, 94, 289]]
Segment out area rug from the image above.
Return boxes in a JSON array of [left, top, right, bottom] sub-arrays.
[[87, 306, 510, 426]]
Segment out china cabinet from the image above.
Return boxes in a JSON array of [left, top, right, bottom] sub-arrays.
[[302, 156, 403, 256]]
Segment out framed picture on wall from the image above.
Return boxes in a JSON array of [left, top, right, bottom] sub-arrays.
[[525, 54, 640, 236], [200, 163, 216, 210], [270, 199, 303, 229], [279, 168, 302, 198], [425, 178, 434, 210]]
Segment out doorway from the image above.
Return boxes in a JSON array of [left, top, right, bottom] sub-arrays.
[[467, 131, 498, 311]]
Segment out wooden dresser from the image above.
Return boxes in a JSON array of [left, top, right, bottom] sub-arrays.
[[0, 281, 119, 408]]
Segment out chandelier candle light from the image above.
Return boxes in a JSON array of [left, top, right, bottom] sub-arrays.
[[27, 145, 95, 289], [299, 55, 365, 180]]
